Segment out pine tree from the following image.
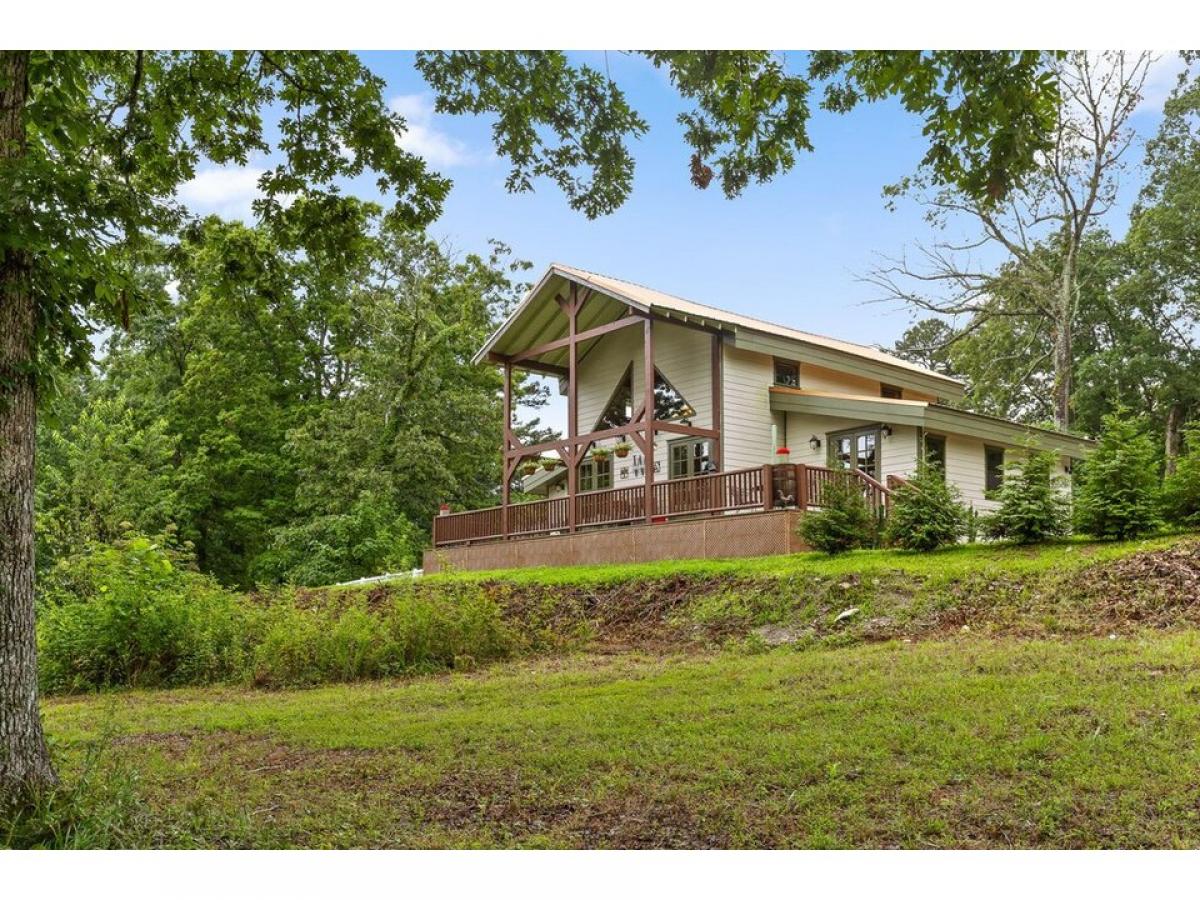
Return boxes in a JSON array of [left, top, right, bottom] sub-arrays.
[[982, 448, 1071, 544], [1074, 411, 1161, 540]]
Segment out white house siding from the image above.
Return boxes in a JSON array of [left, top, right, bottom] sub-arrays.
[[721, 344, 776, 470], [942, 433, 1000, 512]]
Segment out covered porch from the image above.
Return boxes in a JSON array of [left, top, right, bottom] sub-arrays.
[[475, 268, 729, 540]]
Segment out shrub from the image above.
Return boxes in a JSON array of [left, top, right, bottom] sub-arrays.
[[798, 474, 878, 554], [1073, 411, 1161, 540], [883, 463, 967, 551], [1162, 424, 1200, 528], [249, 584, 515, 687], [982, 448, 1071, 544], [37, 534, 250, 693]]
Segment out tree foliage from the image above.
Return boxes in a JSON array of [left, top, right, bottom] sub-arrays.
[[1162, 424, 1200, 528], [981, 448, 1071, 544], [417, 50, 1066, 217], [798, 475, 878, 555], [40, 218, 541, 587], [1073, 411, 1162, 540], [883, 463, 968, 551]]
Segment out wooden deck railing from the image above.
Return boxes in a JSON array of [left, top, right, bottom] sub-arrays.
[[432, 462, 891, 546]]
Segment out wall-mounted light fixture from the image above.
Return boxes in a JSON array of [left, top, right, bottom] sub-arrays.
[[808, 435, 822, 451], [881, 424, 894, 438]]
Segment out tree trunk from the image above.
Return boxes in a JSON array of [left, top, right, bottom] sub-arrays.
[[1165, 402, 1184, 477], [1051, 249, 1075, 430], [0, 49, 57, 804]]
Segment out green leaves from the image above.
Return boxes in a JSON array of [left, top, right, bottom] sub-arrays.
[[6, 51, 450, 383], [1073, 411, 1162, 541], [416, 50, 1063, 218], [982, 448, 1071, 545]]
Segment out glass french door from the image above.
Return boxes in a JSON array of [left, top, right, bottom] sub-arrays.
[[829, 427, 879, 480]]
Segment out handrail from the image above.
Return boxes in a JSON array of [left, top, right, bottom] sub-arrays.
[[432, 463, 895, 546]]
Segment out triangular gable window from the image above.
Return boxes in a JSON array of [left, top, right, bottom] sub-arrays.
[[594, 363, 633, 430], [654, 367, 694, 421], [594, 363, 695, 429]]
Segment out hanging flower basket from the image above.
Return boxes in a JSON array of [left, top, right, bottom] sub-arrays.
[[591, 447, 611, 461], [540, 458, 560, 472], [520, 460, 540, 476], [613, 442, 633, 459]]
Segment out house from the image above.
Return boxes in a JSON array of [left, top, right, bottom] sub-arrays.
[[424, 264, 1093, 572]]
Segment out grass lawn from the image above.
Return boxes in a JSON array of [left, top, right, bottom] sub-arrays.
[[42, 631, 1200, 848]]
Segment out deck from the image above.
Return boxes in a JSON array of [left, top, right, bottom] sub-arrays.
[[424, 464, 891, 572]]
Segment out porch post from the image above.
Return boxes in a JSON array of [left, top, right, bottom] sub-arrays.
[[501, 360, 512, 538], [643, 317, 655, 522], [710, 332, 722, 470], [566, 284, 578, 533]]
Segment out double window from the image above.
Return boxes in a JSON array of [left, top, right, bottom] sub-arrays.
[[669, 438, 712, 479], [828, 426, 879, 480], [579, 458, 612, 492]]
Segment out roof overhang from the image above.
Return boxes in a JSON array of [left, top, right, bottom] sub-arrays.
[[769, 388, 1095, 458], [475, 265, 965, 402], [472, 268, 653, 371]]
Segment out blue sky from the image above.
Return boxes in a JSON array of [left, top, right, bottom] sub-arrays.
[[178, 51, 1185, 430]]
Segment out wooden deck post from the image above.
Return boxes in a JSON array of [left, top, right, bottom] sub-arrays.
[[762, 464, 774, 511], [565, 285, 578, 533], [643, 317, 655, 523], [501, 360, 512, 539], [710, 332, 722, 471], [796, 463, 808, 510]]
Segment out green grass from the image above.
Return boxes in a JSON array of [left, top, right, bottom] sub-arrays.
[[38, 631, 1200, 848], [421, 533, 1187, 586]]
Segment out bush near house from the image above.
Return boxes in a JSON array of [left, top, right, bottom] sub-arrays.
[[1074, 411, 1161, 540], [982, 447, 1071, 544], [798, 474, 879, 554], [883, 462, 968, 551], [1163, 424, 1200, 528]]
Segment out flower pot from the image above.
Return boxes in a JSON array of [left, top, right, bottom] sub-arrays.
[[521, 463, 539, 476], [614, 446, 631, 458], [540, 460, 559, 472]]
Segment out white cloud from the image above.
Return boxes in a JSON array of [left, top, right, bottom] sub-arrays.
[[177, 165, 266, 221], [1136, 52, 1190, 115], [389, 93, 477, 168]]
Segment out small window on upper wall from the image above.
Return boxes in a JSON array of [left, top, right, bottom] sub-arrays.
[[881, 384, 903, 399], [985, 445, 1005, 493], [774, 359, 799, 387]]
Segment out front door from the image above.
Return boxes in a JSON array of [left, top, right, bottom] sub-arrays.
[[829, 426, 879, 480]]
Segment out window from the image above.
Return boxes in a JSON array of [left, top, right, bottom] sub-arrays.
[[985, 445, 1005, 493], [828, 426, 879, 480], [595, 364, 633, 430], [774, 359, 800, 387], [669, 438, 712, 479], [579, 458, 612, 492], [653, 367, 695, 421], [881, 384, 903, 399], [924, 433, 947, 479], [595, 364, 695, 427]]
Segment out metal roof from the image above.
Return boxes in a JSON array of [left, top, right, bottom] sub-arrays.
[[768, 387, 1095, 458], [474, 264, 965, 397]]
